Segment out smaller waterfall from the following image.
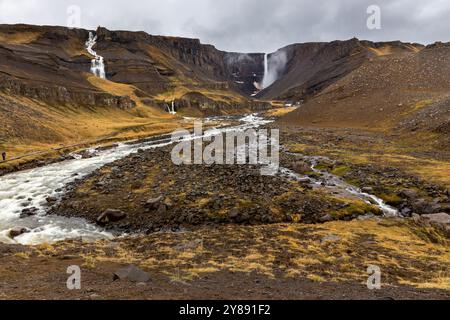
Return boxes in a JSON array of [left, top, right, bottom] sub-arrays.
[[85, 32, 106, 79], [167, 100, 177, 115]]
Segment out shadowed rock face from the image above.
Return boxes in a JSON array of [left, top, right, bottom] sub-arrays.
[[0, 24, 266, 109], [94, 27, 266, 96]]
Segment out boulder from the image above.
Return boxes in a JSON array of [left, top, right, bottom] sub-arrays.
[[361, 187, 374, 194], [113, 265, 150, 283], [399, 189, 418, 200], [9, 227, 29, 239], [412, 199, 440, 214], [228, 209, 239, 219], [419, 213, 450, 237], [145, 196, 164, 210], [292, 161, 312, 174], [96, 209, 127, 225], [319, 214, 334, 223]]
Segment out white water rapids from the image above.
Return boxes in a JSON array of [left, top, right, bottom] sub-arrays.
[[86, 32, 106, 79], [0, 115, 270, 245], [0, 114, 397, 245]]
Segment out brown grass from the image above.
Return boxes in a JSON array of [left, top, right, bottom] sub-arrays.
[[0, 31, 41, 44]]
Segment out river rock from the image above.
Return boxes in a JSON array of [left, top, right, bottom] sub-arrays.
[[20, 207, 38, 218], [46, 196, 57, 204], [113, 265, 150, 283], [96, 209, 127, 225], [9, 227, 29, 239], [292, 161, 312, 174], [361, 187, 374, 193]]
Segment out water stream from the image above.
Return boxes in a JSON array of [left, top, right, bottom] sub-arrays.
[[0, 114, 396, 245], [0, 115, 269, 245], [279, 153, 398, 217]]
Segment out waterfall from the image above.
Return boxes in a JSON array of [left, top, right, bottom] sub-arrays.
[[262, 53, 272, 89], [263, 53, 268, 87], [167, 100, 177, 115], [261, 51, 287, 89], [85, 32, 106, 79]]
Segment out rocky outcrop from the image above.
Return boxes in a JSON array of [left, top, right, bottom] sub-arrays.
[[154, 92, 271, 115], [417, 213, 450, 237], [0, 77, 135, 109]]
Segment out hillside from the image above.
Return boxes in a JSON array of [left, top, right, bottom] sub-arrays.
[[258, 39, 423, 101], [279, 41, 450, 149], [2, 24, 449, 164], [0, 24, 270, 161]]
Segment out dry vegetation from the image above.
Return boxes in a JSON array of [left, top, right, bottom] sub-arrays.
[[1, 219, 448, 299]]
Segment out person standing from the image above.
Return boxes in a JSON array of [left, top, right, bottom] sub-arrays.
[[1, 152, 6, 162]]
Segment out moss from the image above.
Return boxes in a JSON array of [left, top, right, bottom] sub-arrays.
[[379, 193, 404, 206], [287, 143, 309, 153], [331, 199, 383, 219], [331, 165, 350, 177]]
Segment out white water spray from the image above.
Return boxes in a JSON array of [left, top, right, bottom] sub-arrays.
[[85, 32, 106, 79], [261, 50, 287, 89]]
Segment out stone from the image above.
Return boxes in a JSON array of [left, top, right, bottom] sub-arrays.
[[113, 265, 150, 283], [419, 213, 450, 237], [9, 227, 29, 239], [46, 196, 57, 204], [319, 214, 334, 222], [145, 196, 164, 210], [292, 161, 312, 174], [399, 189, 418, 200], [20, 207, 38, 218], [96, 209, 127, 225], [321, 235, 341, 244], [412, 199, 438, 214], [228, 209, 239, 219], [361, 187, 374, 194]]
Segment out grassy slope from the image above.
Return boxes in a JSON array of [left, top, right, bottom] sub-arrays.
[[2, 219, 448, 298]]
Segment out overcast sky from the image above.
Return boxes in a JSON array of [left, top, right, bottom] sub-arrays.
[[0, 0, 449, 53]]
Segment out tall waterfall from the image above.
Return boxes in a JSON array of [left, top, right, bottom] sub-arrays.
[[263, 53, 268, 87], [85, 32, 106, 79], [261, 51, 287, 89], [262, 53, 271, 89]]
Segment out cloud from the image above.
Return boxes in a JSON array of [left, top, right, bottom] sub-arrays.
[[0, 0, 449, 53]]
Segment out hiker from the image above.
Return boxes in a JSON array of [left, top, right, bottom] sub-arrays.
[[1, 152, 6, 162]]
